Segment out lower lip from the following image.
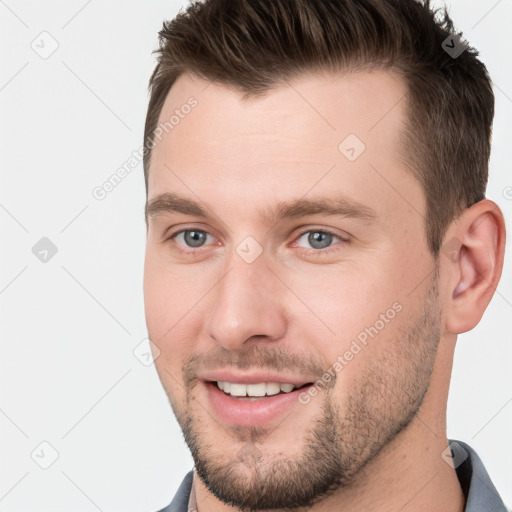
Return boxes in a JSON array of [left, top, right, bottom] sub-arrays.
[[204, 382, 312, 427]]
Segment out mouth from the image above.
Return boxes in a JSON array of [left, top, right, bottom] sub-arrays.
[[201, 376, 316, 427], [209, 380, 313, 400]]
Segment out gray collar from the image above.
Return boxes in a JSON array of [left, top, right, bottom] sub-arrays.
[[452, 440, 508, 511]]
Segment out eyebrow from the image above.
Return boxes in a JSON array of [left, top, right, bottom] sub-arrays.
[[145, 192, 377, 226]]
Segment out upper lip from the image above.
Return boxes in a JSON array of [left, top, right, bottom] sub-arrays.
[[199, 370, 316, 387]]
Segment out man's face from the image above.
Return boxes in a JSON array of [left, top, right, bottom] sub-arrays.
[[144, 70, 443, 509]]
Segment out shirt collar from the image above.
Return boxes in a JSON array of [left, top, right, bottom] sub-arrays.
[[451, 440, 508, 511], [188, 471, 198, 512]]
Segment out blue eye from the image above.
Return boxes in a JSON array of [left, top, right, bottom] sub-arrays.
[[296, 230, 337, 250], [174, 230, 211, 248], [295, 230, 344, 251]]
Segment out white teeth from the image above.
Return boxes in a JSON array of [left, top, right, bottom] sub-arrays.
[[229, 383, 247, 397], [280, 383, 295, 393], [216, 381, 297, 397], [246, 383, 267, 396], [266, 383, 281, 396]]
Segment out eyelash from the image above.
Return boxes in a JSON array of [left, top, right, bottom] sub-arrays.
[[165, 227, 349, 258]]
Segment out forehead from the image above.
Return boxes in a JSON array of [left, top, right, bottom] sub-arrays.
[[148, 69, 424, 227], [153, 69, 408, 155]]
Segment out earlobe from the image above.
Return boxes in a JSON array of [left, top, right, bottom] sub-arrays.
[[444, 200, 506, 334]]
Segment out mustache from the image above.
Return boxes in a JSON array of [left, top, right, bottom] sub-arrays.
[[182, 344, 328, 388]]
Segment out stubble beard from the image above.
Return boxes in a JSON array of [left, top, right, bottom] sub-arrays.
[[165, 271, 442, 511]]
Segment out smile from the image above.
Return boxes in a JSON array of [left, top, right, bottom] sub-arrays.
[[202, 378, 315, 426], [215, 381, 298, 397]]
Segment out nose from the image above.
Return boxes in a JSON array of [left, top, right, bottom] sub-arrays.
[[203, 254, 288, 351]]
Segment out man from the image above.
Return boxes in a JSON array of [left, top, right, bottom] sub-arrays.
[[142, 0, 508, 510]]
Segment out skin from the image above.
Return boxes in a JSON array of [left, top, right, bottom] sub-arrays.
[[143, 70, 506, 512]]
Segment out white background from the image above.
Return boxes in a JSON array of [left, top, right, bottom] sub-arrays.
[[0, 1, 510, 510]]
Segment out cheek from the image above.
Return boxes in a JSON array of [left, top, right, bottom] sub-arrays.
[[144, 250, 199, 337], [144, 253, 214, 371], [143, 264, 173, 341], [291, 263, 399, 334], [283, 262, 411, 388]]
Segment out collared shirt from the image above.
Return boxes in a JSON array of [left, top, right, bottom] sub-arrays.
[[188, 476, 198, 512], [157, 440, 509, 512]]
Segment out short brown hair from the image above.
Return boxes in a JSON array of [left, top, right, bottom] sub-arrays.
[[143, 0, 494, 256]]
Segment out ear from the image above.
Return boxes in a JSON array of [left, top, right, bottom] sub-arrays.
[[443, 199, 506, 335]]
